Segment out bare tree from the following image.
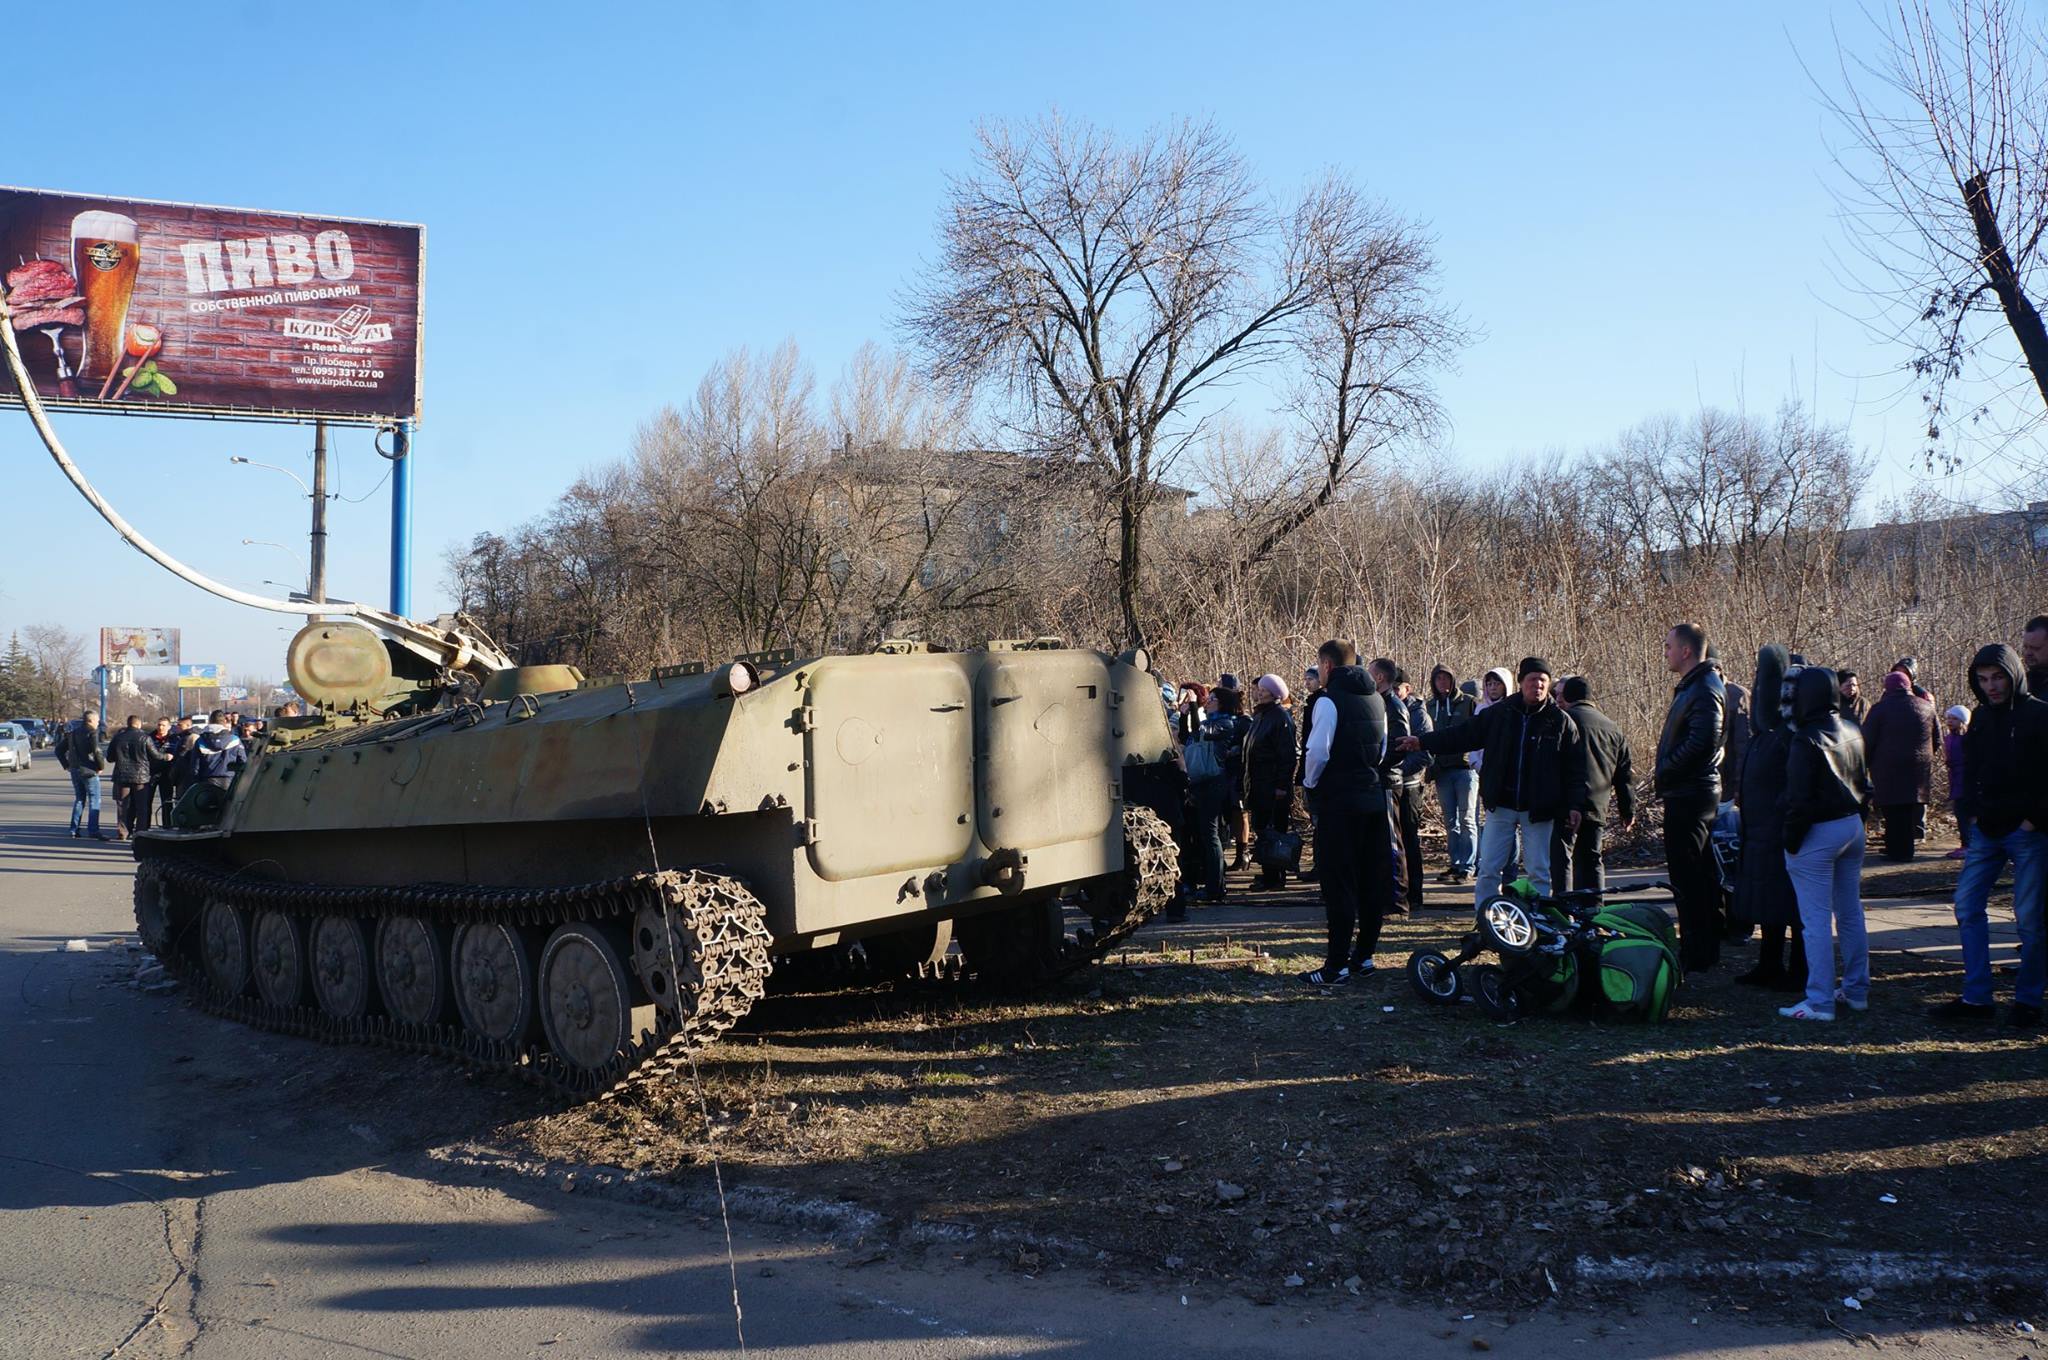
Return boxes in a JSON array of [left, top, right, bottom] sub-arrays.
[[22, 623, 86, 718], [905, 115, 1330, 646], [1825, 0, 2048, 472], [1237, 179, 1468, 574]]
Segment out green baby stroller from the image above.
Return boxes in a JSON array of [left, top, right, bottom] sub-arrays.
[[1406, 878, 1684, 1022]]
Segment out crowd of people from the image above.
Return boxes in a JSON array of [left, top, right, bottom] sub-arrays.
[[1161, 614, 2048, 1030], [50, 707, 275, 841]]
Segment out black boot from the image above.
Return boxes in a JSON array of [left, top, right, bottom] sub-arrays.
[[1771, 932, 1808, 993], [1736, 926, 1784, 987]]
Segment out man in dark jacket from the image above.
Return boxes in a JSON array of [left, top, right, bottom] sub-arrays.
[[1300, 640, 1394, 985], [1372, 661, 1432, 913], [1929, 644, 2048, 1027], [1426, 665, 1479, 885], [1656, 622, 1726, 971], [106, 714, 161, 840], [1401, 656, 1586, 909], [194, 710, 245, 790], [61, 710, 112, 841], [2025, 616, 2048, 711], [147, 717, 178, 823], [1553, 676, 1635, 895], [1735, 647, 1807, 992]]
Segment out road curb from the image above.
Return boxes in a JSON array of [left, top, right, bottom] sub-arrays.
[[426, 1144, 1099, 1263], [1574, 1250, 2045, 1291]]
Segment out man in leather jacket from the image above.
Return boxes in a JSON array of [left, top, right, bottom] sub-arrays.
[[1656, 623, 1726, 971]]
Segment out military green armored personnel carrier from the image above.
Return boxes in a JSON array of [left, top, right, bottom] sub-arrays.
[[133, 626, 1182, 1098]]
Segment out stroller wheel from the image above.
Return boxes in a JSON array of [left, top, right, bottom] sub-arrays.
[[1406, 950, 1464, 1005], [1473, 965, 1526, 1022]]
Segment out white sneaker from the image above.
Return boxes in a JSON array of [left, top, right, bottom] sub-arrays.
[[1832, 989, 1868, 1013], [1779, 1001, 1835, 1021]]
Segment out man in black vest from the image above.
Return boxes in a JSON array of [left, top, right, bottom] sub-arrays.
[[1300, 639, 1394, 985], [1657, 622, 1727, 971]]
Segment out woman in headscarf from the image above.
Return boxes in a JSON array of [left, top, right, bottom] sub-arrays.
[[1244, 674, 1299, 888], [1862, 669, 1939, 861], [1735, 646, 1804, 992]]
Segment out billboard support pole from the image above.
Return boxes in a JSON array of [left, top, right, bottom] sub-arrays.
[[390, 421, 412, 617], [310, 420, 328, 615], [95, 666, 106, 730]]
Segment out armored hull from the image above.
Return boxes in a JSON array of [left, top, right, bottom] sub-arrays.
[[135, 645, 1182, 1097]]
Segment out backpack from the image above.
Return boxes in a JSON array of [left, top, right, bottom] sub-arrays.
[[1183, 736, 1224, 783]]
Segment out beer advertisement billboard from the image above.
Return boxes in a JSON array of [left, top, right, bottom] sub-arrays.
[[100, 626, 179, 667], [0, 186, 422, 425]]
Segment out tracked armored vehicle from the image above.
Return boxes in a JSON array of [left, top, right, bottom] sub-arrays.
[[134, 627, 1182, 1098]]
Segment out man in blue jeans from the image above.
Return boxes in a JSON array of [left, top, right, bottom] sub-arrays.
[[1426, 665, 1479, 885], [1930, 644, 2048, 1028], [61, 710, 112, 841]]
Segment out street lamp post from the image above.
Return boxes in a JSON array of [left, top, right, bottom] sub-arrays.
[[229, 416, 328, 618]]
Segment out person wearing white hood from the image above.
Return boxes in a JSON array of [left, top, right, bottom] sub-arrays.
[[1468, 666, 1515, 868]]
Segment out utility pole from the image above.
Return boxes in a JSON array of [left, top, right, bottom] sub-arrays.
[[310, 420, 329, 612]]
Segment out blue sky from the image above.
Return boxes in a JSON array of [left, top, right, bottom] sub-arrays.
[[0, 1, 1988, 679]]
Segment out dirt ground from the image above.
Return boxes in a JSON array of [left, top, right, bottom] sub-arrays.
[[493, 843, 2048, 1328]]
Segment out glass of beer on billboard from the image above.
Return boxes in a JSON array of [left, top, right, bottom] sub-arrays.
[[71, 210, 140, 383]]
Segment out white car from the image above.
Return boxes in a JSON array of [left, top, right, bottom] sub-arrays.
[[0, 722, 29, 773]]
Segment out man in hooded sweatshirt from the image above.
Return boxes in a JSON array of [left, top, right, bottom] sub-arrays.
[[1929, 644, 2048, 1028], [1300, 639, 1395, 985], [1426, 665, 1479, 885], [194, 709, 246, 790], [1400, 657, 1586, 909]]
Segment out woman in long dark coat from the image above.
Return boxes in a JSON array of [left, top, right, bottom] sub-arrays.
[[1736, 646, 1805, 992], [1860, 671, 1939, 861], [1244, 674, 1299, 889]]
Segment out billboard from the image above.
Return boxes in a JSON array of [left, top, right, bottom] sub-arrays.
[[177, 664, 220, 689], [100, 626, 179, 667], [0, 186, 422, 425]]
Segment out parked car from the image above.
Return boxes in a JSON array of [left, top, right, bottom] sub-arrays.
[[0, 722, 30, 773], [11, 718, 50, 750]]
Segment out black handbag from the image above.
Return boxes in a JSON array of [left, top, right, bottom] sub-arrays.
[[1254, 826, 1303, 871]]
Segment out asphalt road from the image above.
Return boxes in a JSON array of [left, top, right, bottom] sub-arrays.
[[0, 759, 2016, 1360]]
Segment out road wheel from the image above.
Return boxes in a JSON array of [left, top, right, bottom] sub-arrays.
[[200, 898, 251, 997], [251, 910, 307, 1009], [1473, 965, 1526, 1022], [539, 922, 633, 1076], [376, 915, 451, 1028], [1406, 950, 1464, 1005], [310, 915, 375, 1021], [453, 922, 537, 1047]]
